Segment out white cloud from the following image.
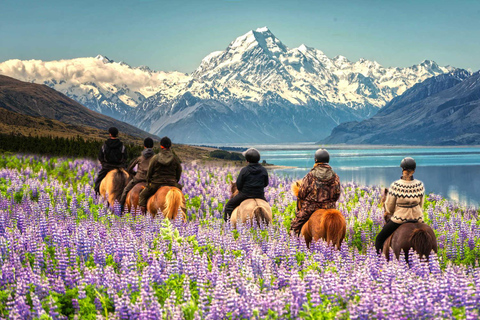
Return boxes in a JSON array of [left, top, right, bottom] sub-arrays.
[[0, 57, 189, 98]]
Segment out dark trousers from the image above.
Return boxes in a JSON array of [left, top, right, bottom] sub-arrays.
[[224, 192, 266, 221], [119, 179, 144, 206], [375, 220, 401, 252]]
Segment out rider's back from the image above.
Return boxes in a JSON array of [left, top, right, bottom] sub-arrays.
[[236, 163, 269, 198], [100, 138, 126, 167], [147, 148, 182, 185], [128, 148, 155, 181], [298, 163, 340, 206], [385, 178, 425, 224]]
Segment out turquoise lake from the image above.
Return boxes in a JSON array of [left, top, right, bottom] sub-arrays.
[[255, 146, 480, 207]]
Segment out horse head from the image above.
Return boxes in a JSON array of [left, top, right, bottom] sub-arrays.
[[230, 181, 239, 198], [380, 188, 392, 223], [291, 180, 302, 211], [291, 180, 301, 197]]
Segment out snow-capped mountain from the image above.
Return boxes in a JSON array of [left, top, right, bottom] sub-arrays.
[[0, 27, 456, 142], [0, 55, 188, 120], [125, 27, 455, 143], [321, 69, 478, 145], [188, 27, 453, 108]]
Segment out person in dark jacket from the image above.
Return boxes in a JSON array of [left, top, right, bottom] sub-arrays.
[[138, 137, 182, 213], [290, 149, 341, 235], [94, 127, 127, 194], [119, 137, 155, 208], [224, 148, 269, 221]]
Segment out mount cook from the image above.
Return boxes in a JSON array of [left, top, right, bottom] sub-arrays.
[[0, 27, 456, 143]]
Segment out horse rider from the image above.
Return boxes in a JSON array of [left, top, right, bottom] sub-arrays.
[[375, 157, 425, 253], [119, 137, 155, 210], [224, 148, 269, 221], [138, 137, 182, 214], [290, 148, 341, 236], [94, 127, 127, 194]]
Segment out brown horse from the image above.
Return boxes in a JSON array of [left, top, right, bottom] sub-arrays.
[[229, 182, 272, 228], [99, 169, 128, 208], [124, 182, 146, 213], [380, 188, 438, 260], [291, 180, 346, 248], [146, 186, 187, 221]]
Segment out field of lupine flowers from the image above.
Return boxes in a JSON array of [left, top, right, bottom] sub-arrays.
[[0, 154, 479, 319]]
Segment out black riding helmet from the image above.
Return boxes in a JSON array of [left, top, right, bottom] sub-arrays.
[[400, 157, 416, 171], [244, 148, 260, 163], [315, 148, 330, 163]]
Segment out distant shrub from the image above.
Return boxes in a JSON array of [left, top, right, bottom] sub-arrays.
[[209, 150, 245, 161]]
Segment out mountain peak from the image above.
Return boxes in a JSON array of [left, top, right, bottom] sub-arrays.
[[228, 27, 288, 57], [255, 26, 271, 33], [297, 44, 309, 52], [95, 55, 113, 64]]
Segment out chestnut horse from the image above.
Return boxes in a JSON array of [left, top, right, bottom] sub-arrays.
[[99, 169, 128, 208], [229, 182, 272, 228], [124, 182, 146, 213], [380, 188, 437, 261], [146, 186, 187, 221], [291, 180, 346, 248]]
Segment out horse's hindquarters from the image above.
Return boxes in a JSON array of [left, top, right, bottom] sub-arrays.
[[389, 223, 438, 260], [147, 186, 185, 220], [231, 198, 272, 227], [303, 209, 346, 249], [100, 169, 128, 208], [126, 182, 146, 212]]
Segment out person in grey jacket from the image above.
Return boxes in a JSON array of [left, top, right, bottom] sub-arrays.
[[119, 137, 155, 208]]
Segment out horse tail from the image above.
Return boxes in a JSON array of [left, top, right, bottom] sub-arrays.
[[112, 169, 128, 203], [410, 228, 433, 258], [164, 188, 183, 220], [253, 206, 270, 226], [321, 210, 346, 249]]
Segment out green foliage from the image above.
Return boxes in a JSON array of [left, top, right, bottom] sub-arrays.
[[209, 150, 244, 161], [0, 134, 144, 164]]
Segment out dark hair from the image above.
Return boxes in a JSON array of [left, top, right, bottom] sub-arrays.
[[160, 136, 172, 149], [144, 137, 154, 148], [108, 127, 119, 137]]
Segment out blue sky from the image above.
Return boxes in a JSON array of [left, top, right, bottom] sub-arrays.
[[1, 0, 479, 73]]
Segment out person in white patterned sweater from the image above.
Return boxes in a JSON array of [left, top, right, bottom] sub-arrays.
[[375, 157, 425, 253]]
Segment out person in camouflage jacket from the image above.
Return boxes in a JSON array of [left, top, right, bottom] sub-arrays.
[[290, 149, 341, 235]]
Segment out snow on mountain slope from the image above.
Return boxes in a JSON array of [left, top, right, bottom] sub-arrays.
[[0, 27, 456, 142], [190, 27, 453, 108], [0, 55, 188, 119]]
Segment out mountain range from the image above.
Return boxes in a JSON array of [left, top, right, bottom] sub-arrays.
[[0, 74, 153, 141], [0, 27, 461, 143], [321, 69, 480, 145]]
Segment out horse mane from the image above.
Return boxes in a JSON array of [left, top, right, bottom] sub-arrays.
[[380, 188, 388, 205], [230, 182, 239, 198], [291, 180, 301, 197], [409, 227, 434, 259], [112, 169, 128, 203]]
